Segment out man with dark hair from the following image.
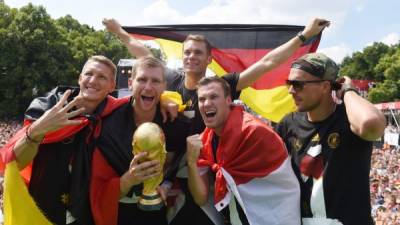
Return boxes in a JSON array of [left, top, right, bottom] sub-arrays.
[[187, 76, 301, 225], [2, 55, 126, 225], [90, 56, 190, 225], [275, 53, 386, 225], [104, 17, 329, 225]]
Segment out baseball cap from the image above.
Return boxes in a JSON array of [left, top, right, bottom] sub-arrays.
[[291, 53, 339, 81]]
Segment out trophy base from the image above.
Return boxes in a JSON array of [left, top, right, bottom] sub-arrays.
[[137, 192, 164, 211]]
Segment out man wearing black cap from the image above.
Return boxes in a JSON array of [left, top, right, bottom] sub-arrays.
[[275, 53, 386, 225]]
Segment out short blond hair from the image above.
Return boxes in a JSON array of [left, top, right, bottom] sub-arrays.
[[131, 56, 166, 81], [83, 55, 117, 79]]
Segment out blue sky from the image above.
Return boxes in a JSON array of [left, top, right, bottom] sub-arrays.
[[6, 0, 400, 63]]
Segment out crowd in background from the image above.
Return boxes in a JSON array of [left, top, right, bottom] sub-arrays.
[[370, 144, 400, 224], [0, 121, 21, 149], [0, 120, 399, 224]]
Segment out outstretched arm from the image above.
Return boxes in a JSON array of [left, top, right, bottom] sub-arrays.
[[340, 76, 386, 141], [103, 18, 152, 59], [236, 18, 330, 91]]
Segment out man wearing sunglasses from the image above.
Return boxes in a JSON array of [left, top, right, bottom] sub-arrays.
[[275, 53, 386, 225]]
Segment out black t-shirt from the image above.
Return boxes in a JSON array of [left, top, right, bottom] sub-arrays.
[[97, 98, 190, 176], [166, 69, 241, 134], [275, 104, 374, 225], [96, 99, 191, 225]]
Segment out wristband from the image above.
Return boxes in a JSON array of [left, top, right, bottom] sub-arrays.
[[342, 87, 360, 100], [297, 32, 306, 43], [26, 126, 41, 144]]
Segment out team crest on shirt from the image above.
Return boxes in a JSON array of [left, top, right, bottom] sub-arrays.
[[327, 132, 340, 149], [311, 133, 320, 142], [185, 99, 192, 107], [292, 138, 303, 151]]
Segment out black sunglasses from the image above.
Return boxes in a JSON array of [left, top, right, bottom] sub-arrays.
[[285, 79, 325, 91]]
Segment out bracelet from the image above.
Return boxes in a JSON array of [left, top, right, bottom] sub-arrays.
[[297, 32, 306, 43], [26, 126, 41, 144], [342, 87, 360, 100]]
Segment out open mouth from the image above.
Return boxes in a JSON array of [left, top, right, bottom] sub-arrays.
[[205, 110, 216, 118], [141, 95, 155, 102]]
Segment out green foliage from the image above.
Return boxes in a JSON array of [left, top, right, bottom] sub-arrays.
[[368, 80, 398, 103], [367, 47, 400, 103], [339, 40, 400, 104], [0, 2, 130, 119], [340, 42, 390, 81]]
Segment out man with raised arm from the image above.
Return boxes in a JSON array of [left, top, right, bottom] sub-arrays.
[[104, 17, 329, 225], [275, 53, 386, 225]]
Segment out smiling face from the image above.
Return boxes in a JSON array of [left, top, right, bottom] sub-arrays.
[[78, 60, 116, 105], [182, 40, 212, 77], [198, 81, 232, 135], [130, 65, 166, 113]]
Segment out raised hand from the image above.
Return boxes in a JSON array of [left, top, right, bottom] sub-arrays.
[[102, 18, 123, 34], [186, 134, 203, 166], [302, 18, 330, 39], [28, 89, 86, 139]]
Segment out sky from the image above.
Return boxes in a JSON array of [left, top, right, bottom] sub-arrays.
[[5, 0, 400, 63]]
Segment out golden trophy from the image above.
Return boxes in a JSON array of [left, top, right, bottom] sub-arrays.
[[132, 122, 166, 211]]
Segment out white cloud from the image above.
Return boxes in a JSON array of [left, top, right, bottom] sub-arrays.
[[318, 44, 352, 64], [136, 0, 361, 31], [140, 0, 183, 25], [355, 4, 364, 12], [379, 33, 400, 46]]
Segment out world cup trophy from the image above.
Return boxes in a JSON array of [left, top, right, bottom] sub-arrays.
[[132, 122, 166, 211]]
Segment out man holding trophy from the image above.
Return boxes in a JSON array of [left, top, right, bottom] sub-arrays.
[[89, 56, 190, 225]]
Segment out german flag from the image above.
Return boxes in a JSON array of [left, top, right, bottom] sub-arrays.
[[124, 24, 321, 122]]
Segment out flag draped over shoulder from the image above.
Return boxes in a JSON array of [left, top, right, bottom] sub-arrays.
[[197, 106, 300, 225], [124, 24, 321, 122], [0, 120, 89, 225], [0, 86, 89, 225], [0, 92, 130, 225]]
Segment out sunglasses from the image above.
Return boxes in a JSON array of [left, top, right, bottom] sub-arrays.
[[285, 79, 325, 91]]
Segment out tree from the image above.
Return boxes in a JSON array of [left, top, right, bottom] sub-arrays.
[[340, 42, 390, 81], [0, 2, 131, 119], [368, 47, 400, 103], [368, 80, 398, 103]]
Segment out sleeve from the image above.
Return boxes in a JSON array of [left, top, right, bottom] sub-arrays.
[[90, 149, 121, 225], [222, 72, 241, 100], [25, 86, 79, 121], [165, 68, 182, 91]]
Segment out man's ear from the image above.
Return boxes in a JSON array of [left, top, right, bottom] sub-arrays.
[[128, 78, 133, 91], [323, 80, 333, 94], [226, 95, 232, 105], [109, 79, 116, 93], [207, 55, 212, 65]]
